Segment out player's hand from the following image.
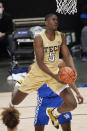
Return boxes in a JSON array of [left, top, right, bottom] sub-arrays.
[[76, 94, 83, 104], [54, 74, 66, 84]]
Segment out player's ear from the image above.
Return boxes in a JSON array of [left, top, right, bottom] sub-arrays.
[[45, 20, 48, 26]]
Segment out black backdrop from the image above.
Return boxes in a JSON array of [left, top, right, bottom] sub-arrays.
[[3, 0, 87, 39], [4, 0, 87, 19], [6, 0, 57, 18]]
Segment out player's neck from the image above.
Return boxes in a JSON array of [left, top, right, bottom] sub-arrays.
[[7, 127, 18, 131], [46, 29, 55, 35], [45, 30, 55, 41]]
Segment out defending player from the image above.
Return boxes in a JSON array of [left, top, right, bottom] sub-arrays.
[[34, 84, 72, 131]]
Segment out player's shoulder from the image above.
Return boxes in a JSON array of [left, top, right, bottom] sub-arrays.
[[34, 34, 43, 42], [57, 31, 65, 39], [57, 31, 65, 34], [39, 30, 45, 35], [34, 31, 45, 42], [55, 31, 64, 36], [56, 31, 66, 44], [35, 30, 45, 37]]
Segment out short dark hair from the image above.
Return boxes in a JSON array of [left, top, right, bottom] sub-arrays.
[[45, 13, 57, 21]]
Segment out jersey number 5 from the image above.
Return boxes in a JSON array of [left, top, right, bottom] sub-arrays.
[[48, 52, 55, 62]]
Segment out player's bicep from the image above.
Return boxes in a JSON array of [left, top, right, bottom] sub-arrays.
[[34, 35, 44, 64], [61, 34, 71, 58]]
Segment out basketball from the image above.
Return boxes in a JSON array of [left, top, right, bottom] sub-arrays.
[[58, 67, 76, 84]]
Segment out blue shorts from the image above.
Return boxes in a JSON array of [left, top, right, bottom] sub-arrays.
[[34, 95, 64, 126], [34, 95, 72, 126], [58, 112, 72, 125]]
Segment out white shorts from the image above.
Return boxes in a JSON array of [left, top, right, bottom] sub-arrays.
[[56, 84, 69, 95]]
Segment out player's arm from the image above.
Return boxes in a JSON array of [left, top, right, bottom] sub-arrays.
[[58, 60, 83, 104], [61, 33, 76, 73], [34, 35, 63, 83], [60, 34, 83, 103]]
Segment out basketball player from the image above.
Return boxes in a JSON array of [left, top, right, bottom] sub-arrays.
[[34, 83, 72, 131], [11, 13, 83, 128], [1, 104, 21, 131]]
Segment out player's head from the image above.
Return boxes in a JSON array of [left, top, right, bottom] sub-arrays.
[[1, 104, 20, 129], [45, 13, 58, 31]]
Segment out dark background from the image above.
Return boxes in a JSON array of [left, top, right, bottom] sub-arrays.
[[4, 0, 87, 18], [3, 0, 87, 42]]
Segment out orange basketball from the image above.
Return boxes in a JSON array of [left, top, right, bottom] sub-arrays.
[[58, 67, 76, 84]]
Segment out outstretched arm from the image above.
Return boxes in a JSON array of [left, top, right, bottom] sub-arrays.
[[61, 33, 76, 72]]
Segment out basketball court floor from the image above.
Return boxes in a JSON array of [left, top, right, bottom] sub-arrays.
[[0, 57, 87, 131]]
